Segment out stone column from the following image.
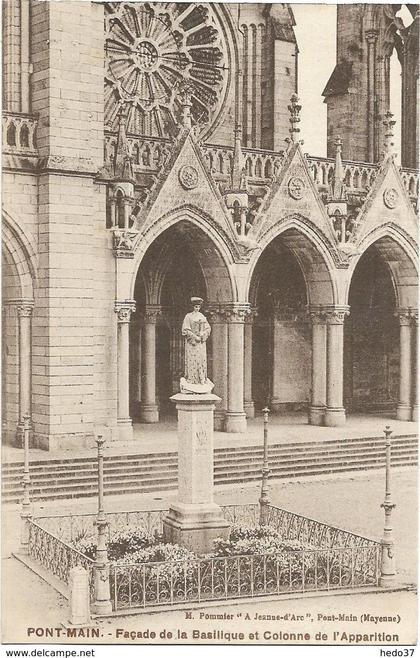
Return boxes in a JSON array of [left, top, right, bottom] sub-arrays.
[[396, 309, 414, 421], [207, 307, 228, 431], [16, 300, 34, 446], [225, 304, 250, 433], [139, 305, 161, 423], [114, 301, 136, 441], [412, 312, 418, 422], [308, 307, 327, 426], [163, 392, 230, 553], [324, 306, 349, 427], [244, 309, 256, 418]]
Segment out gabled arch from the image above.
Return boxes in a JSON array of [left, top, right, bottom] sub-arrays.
[[130, 205, 238, 303], [246, 214, 338, 305], [346, 223, 418, 308]]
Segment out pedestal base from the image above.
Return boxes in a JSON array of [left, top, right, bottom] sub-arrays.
[[308, 405, 325, 426], [139, 403, 159, 423], [244, 400, 255, 419], [396, 404, 412, 421], [117, 418, 133, 441], [412, 405, 418, 422], [163, 503, 230, 554], [224, 412, 247, 433], [324, 407, 346, 427], [214, 409, 225, 431], [15, 421, 34, 448]]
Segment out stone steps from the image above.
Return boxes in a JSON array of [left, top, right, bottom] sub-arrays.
[[2, 434, 417, 504]]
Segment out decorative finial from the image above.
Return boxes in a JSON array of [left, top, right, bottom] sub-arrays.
[[113, 103, 134, 181], [178, 82, 193, 129], [287, 93, 302, 143], [231, 122, 247, 191], [330, 135, 346, 200], [382, 111, 396, 159]]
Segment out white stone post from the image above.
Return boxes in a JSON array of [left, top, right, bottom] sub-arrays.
[[396, 309, 413, 421], [324, 306, 349, 427], [207, 307, 228, 431], [225, 304, 249, 433], [114, 301, 136, 441], [308, 307, 327, 426], [243, 309, 256, 418], [69, 566, 91, 626], [139, 305, 161, 423], [16, 300, 34, 446], [163, 393, 230, 553]]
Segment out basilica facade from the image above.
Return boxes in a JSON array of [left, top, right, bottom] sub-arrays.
[[2, 2, 419, 450]]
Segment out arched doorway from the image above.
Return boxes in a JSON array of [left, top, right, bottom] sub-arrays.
[[2, 216, 35, 446], [130, 220, 234, 424], [345, 246, 398, 413], [346, 234, 418, 421], [249, 236, 309, 412], [247, 226, 336, 423]]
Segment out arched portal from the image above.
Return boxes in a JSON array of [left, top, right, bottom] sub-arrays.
[[346, 235, 418, 421], [130, 220, 235, 423], [2, 214, 36, 445], [247, 227, 336, 420]]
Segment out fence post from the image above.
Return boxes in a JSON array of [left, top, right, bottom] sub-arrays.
[[20, 415, 33, 555], [69, 566, 91, 625], [379, 426, 396, 587], [259, 407, 271, 525], [93, 435, 112, 613]]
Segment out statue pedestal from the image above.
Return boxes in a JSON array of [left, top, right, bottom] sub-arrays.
[[163, 393, 230, 554]]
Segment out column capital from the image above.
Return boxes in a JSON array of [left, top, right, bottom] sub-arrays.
[[308, 306, 327, 325], [395, 308, 417, 326], [143, 304, 162, 324], [244, 307, 258, 324], [17, 300, 34, 318], [114, 300, 136, 323], [223, 303, 251, 323], [323, 305, 350, 325]]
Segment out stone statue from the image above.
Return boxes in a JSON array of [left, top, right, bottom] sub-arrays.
[[180, 297, 214, 394]]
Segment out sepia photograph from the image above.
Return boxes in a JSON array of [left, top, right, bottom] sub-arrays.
[[1, 0, 418, 654]]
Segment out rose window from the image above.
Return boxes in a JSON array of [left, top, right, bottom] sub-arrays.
[[104, 2, 229, 137]]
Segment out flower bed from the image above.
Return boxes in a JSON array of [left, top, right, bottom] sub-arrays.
[[72, 523, 380, 610]]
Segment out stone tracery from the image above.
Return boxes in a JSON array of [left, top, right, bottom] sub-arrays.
[[104, 2, 229, 137]]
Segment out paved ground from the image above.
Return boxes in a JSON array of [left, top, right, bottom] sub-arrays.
[[3, 412, 416, 462], [2, 467, 417, 646]]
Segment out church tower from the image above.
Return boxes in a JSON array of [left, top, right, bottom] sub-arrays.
[[323, 4, 418, 167]]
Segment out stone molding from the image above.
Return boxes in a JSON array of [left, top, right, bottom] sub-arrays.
[[114, 300, 136, 323], [222, 303, 251, 323], [142, 305, 162, 324], [395, 308, 418, 326], [322, 306, 350, 325]]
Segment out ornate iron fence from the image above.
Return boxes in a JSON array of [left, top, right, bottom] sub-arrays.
[[110, 544, 381, 610], [28, 519, 95, 600], [265, 505, 378, 549], [35, 509, 167, 543], [31, 504, 381, 611]]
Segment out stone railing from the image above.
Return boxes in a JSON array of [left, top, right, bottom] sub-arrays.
[[201, 143, 285, 182], [103, 131, 418, 202], [104, 132, 171, 173], [2, 112, 37, 155]]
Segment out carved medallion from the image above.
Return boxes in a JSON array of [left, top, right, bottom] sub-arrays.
[[383, 187, 399, 209], [179, 165, 199, 190], [288, 177, 305, 200]]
